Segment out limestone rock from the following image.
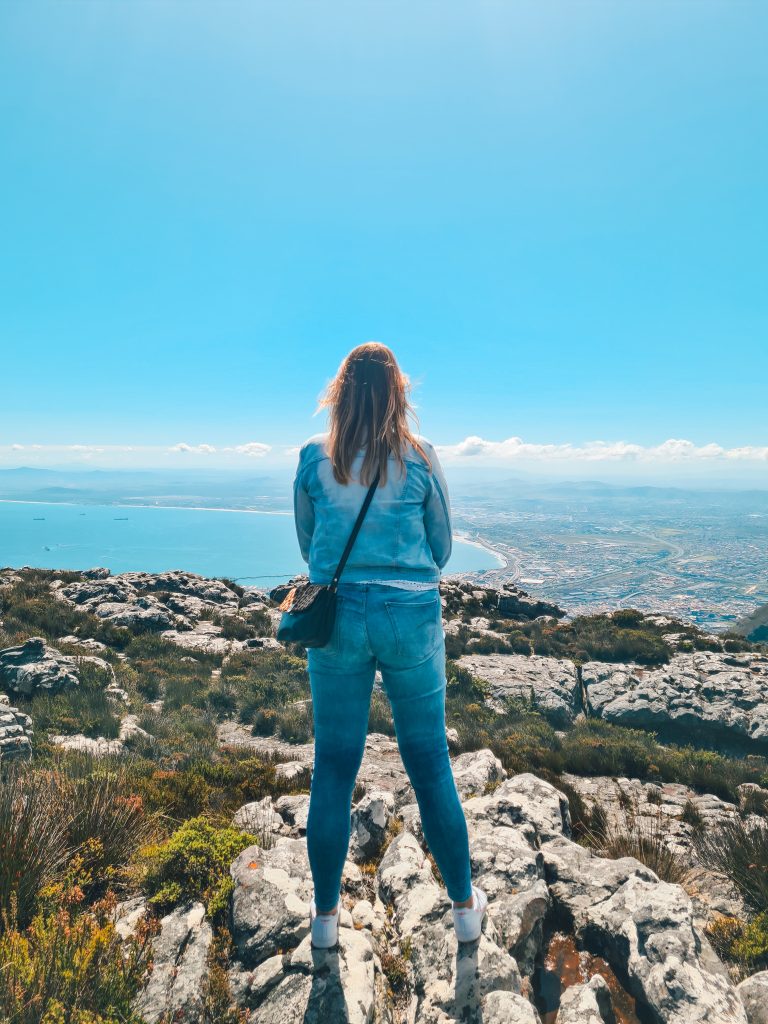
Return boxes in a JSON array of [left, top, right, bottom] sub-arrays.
[[737, 971, 768, 1024], [451, 747, 508, 799], [161, 621, 239, 655], [0, 696, 33, 761], [350, 790, 395, 861], [228, 926, 386, 1024], [557, 974, 614, 1024], [233, 796, 285, 837], [543, 837, 748, 1023], [456, 653, 581, 727], [376, 828, 531, 1023], [230, 836, 355, 968], [582, 651, 768, 750], [0, 637, 79, 696], [133, 902, 213, 1024]]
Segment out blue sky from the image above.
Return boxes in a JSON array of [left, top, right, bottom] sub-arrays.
[[1, 2, 766, 481]]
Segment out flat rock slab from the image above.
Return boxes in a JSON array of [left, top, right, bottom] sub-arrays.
[[456, 653, 581, 727], [582, 651, 768, 750]]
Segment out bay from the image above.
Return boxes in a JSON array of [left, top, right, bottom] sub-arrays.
[[0, 501, 502, 581]]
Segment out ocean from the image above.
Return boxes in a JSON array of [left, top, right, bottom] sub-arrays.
[[0, 501, 502, 582]]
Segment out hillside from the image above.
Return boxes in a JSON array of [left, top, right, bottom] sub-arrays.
[[1, 566, 767, 1023]]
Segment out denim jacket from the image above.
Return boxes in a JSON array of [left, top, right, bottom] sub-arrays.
[[293, 432, 452, 585]]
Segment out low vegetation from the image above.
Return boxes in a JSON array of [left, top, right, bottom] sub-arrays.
[[135, 816, 258, 921]]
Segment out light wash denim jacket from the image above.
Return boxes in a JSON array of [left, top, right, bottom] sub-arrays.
[[293, 432, 452, 585]]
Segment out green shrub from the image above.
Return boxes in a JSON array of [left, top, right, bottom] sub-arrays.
[[136, 816, 257, 920], [219, 615, 256, 641], [732, 911, 768, 971], [64, 763, 157, 892], [0, 574, 131, 649], [276, 703, 312, 743], [18, 683, 121, 741], [705, 913, 768, 975], [369, 690, 394, 735]]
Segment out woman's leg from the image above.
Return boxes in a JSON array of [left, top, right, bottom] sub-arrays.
[[386, 648, 473, 903], [306, 643, 376, 915]]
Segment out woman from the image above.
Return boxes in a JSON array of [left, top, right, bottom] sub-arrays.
[[292, 341, 488, 949]]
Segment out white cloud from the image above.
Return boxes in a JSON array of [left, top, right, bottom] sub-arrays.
[[434, 436, 768, 463], [169, 443, 217, 454], [222, 442, 272, 457]]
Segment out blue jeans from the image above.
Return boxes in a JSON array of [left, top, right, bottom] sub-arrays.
[[306, 581, 473, 912]]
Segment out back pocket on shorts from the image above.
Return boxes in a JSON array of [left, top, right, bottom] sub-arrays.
[[384, 592, 443, 662]]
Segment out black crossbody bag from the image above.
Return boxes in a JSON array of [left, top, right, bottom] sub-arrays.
[[276, 467, 381, 647]]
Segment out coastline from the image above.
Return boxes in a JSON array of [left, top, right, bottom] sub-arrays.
[[0, 498, 292, 517]]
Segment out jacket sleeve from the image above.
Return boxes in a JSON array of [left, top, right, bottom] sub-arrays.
[[423, 444, 453, 569], [293, 454, 315, 564]]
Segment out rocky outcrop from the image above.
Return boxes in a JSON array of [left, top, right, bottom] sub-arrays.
[[495, 583, 565, 621], [557, 975, 614, 1024], [456, 653, 582, 727], [55, 569, 255, 634], [582, 651, 768, 750], [216, 764, 753, 1022], [0, 693, 33, 760], [0, 637, 80, 696], [543, 837, 747, 1023]]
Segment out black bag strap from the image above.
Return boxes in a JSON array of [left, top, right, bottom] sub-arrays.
[[330, 466, 381, 589]]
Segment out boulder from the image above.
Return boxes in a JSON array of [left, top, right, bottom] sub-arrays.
[[557, 974, 614, 1024], [737, 971, 768, 1024], [228, 927, 385, 1024], [233, 796, 285, 837], [0, 637, 79, 696], [450, 747, 508, 799], [349, 790, 395, 861], [230, 836, 359, 968], [161, 621, 239, 655], [543, 837, 748, 1023]]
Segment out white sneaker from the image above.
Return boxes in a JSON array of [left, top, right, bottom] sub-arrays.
[[310, 894, 340, 948], [452, 884, 488, 942]]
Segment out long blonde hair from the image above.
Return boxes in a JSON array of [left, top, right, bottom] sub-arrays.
[[316, 342, 432, 486]]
